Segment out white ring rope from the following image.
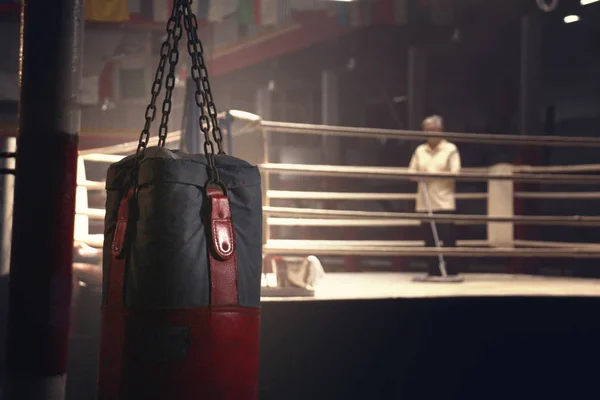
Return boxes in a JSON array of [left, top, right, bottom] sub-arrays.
[[81, 154, 125, 163], [266, 190, 600, 200], [260, 120, 600, 147], [512, 239, 600, 249], [515, 192, 600, 199], [268, 218, 421, 227], [263, 241, 600, 258], [264, 206, 600, 227], [513, 164, 600, 173], [260, 163, 600, 185], [75, 123, 600, 256], [82, 205, 600, 226], [80, 152, 600, 176], [266, 239, 600, 250], [78, 131, 181, 156]]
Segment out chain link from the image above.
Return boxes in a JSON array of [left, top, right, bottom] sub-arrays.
[[135, 1, 181, 158], [157, 8, 184, 147], [181, 1, 224, 155], [134, 0, 224, 187]]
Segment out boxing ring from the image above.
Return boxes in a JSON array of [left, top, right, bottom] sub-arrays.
[[64, 117, 600, 400], [74, 114, 600, 299]]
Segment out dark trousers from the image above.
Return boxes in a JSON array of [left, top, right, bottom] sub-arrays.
[[420, 211, 456, 276]]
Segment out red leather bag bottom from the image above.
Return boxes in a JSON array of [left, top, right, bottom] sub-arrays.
[[98, 306, 261, 400]]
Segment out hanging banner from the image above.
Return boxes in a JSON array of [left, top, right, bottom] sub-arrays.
[[85, 0, 130, 22], [238, 0, 255, 25]]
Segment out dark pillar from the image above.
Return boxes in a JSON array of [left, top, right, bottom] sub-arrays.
[[519, 15, 542, 137], [407, 46, 427, 131], [5, 0, 84, 398], [514, 14, 542, 274]]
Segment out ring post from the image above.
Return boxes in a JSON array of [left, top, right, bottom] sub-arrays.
[[5, 0, 84, 398], [488, 163, 515, 248], [1, 138, 16, 277]]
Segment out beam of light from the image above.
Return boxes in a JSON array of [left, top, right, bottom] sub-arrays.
[[564, 15, 580, 23], [581, 0, 600, 6]]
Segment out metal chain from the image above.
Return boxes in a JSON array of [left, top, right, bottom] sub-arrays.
[[181, 0, 224, 155], [179, 0, 224, 186], [133, 0, 225, 188], [135, 1, 180, 159], [157, 6, 184, 147]]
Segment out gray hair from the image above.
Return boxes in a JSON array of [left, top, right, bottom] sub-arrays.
[[422, 115, 443, 129]]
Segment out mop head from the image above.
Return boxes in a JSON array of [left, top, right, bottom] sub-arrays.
[[412, 275, 465, 283]]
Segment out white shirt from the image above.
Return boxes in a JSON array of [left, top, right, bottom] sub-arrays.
[[408, 140, 461, 212]]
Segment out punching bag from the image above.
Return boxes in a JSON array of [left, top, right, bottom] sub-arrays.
[[97, 2, 262, 399]]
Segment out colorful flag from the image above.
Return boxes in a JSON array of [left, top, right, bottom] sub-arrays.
[[237, 0, 255, 25], [85, 0, 130, 22]]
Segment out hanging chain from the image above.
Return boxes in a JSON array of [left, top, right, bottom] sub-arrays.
[[133, 0, 225, 187], [181, 1, 224, 155], [157, 7, 184, 147], [135, 1, 181, 159], [179, 0, 223, 185]]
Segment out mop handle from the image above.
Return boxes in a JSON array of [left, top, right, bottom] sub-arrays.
[[421, 181, 448, 277]]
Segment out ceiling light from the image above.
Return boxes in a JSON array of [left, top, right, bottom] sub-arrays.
[[563, 15, 580, 23], [581, 0, 600, 6]]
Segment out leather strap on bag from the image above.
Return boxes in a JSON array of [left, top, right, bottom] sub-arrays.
[[105, 187, 239, 307], [206, 187, 239, 306], [106, 189, 134, 306]]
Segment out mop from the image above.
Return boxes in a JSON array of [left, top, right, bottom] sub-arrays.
[[413, 181, 464, 283]]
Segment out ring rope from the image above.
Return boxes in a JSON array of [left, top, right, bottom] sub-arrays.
[[266, 190, 600, 200], [266, 239, 600, 250], [260, 121, 600, 147], [79, 151, 600, 176], [512, 239, 600, 249], [260, 163, 600, 184], [513, 164, 600, 173], [263, 241, 600, 258], [264, 206, 600, 227], [514, 192, 600, 199], [78, 131, 181, 156], [269, 218, 421, 227]]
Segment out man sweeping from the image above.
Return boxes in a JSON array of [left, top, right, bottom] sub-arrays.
[[408, 115, 462, 278]]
